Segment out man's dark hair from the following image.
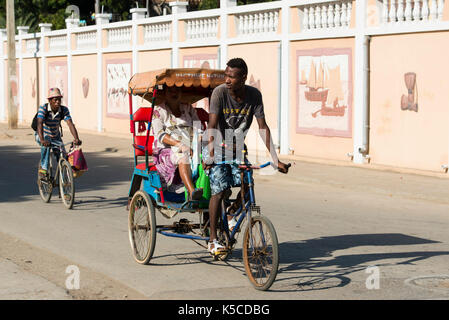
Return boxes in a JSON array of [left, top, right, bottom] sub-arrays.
[[227, 58, 248, 77]]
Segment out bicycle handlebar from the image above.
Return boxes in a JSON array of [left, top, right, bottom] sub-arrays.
[[214, 161, 291, 171]]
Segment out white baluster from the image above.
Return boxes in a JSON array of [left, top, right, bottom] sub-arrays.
[[243, 15, 249, 34], [335, 4, 341, 27], [258, 14, 262, 33], [260, 12, 266, 33], [327, 4, 334, 28], [321, 5, 327, 28], [422, 0, 429, 20], [210, 18, 215, 37], [202, 19, 207, 37], [249, 14, 254, 34], [341, 2, 347, 26], [405, 0, 413, 20], [389, 0, 397, 23], [347, 1, 352, 26], [197, 20, 201, 38], [274, 11, 279, 32], [397, 0, 405, 22], [315, 6, 322, 28], [214, 19, 218, 37], [438, 0, 444, 20], [251, 14, 257, 33], [413, 0, 421, 21], [429, 0, 438, 19], [303, 7, 309, 30], [382, 0, 389, 23], [159, 24, 164, 41], [259, 12, 265, 33], [268, 11, 274, 32], [309, 6, 315, 29]]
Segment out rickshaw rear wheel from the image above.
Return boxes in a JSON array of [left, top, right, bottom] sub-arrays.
[[243, 215, 279, 291], [128, 190, 157, 265]]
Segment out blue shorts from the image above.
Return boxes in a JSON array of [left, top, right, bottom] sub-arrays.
[[202, 144, 251, 195]]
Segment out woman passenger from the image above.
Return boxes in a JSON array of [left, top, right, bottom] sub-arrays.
[[151, 85, 203, 200]]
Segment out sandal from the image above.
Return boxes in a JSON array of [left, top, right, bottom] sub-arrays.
[[208, 239, 226, 256]]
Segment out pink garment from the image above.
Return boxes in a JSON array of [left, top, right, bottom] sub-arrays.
[[152, 147, 183, 192]]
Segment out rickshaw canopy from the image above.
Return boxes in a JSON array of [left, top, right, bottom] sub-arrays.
[[128, 68, 226, 105]]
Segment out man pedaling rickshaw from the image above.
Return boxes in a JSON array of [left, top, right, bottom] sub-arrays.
[[202, 58, 290, 255]]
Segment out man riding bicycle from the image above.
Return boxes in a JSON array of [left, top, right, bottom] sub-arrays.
[[36, 88, 82, 178], [202, 58, 290, 255]]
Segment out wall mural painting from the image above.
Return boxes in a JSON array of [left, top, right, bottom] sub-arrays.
[[296, 48, 353, 138], [48, 61, 68, 106], [82, 77, 89, 98], [106, 59, 131, 118], [183, 54, 218, 112], [401, 72, 418, 112], [31, 77, 36, 98]]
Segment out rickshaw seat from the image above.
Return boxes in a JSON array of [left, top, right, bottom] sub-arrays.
[[135, 163, 157, 171], [132, 107, 152, 122], [133, 135, 154, 156]]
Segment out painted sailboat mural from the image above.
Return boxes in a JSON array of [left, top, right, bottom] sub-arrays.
[[296, 48, 352, 138], [305, 60, 329, 103], [304, 61, 347, 117]]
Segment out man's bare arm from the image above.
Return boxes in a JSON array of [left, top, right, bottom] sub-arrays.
[[256, 117, 289, 173]]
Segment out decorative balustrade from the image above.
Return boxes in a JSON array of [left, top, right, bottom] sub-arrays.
[[185, 17, 219, 40], [382, 0, 445, 24], [144, 22, 171, 43], [76, 31, 97, 50], [48, 35, 67, 51], [107, 26, 132, 47], [236, 9, 279, 36], [25, 38, 40, 53], [300, 1, 353, 31]]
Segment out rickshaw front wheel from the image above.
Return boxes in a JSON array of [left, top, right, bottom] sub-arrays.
[[243, 215, 279, 291], [128, 190, 157, 265]]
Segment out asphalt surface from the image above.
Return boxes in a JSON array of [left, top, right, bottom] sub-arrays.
[[1, 123, 449, 300]]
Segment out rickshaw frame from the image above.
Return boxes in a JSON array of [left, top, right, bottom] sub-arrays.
[[126, 68, 280, 291]]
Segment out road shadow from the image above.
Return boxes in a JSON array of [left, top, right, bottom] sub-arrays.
[[0, 145, 135, 205], [274, 233, 449, 292]]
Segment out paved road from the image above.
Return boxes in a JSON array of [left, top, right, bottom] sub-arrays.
[[1, 125, 449, 300]]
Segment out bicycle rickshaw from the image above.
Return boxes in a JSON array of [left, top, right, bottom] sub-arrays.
[[126, 68, 280, 290]]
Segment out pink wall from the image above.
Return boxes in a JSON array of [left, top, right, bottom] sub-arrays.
[[71, 54, 98, 132], [21, 58, 39, 124], [370, 32, 449, 171]]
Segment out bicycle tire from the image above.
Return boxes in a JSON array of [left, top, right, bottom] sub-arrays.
[[59, 159, 75, 209], [128, 190, 157, 265], [37, 161, 52, 203], [242, 215, 279, 291]]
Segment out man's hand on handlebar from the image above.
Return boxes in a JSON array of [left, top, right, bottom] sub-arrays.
[[42, 139, 51, 147], [277, 161, 291, 174], [73, 139, 82, 146]]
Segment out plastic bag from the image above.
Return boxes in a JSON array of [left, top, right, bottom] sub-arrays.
[[68, 147, 88, 178], [185, 156, 211, 206]]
